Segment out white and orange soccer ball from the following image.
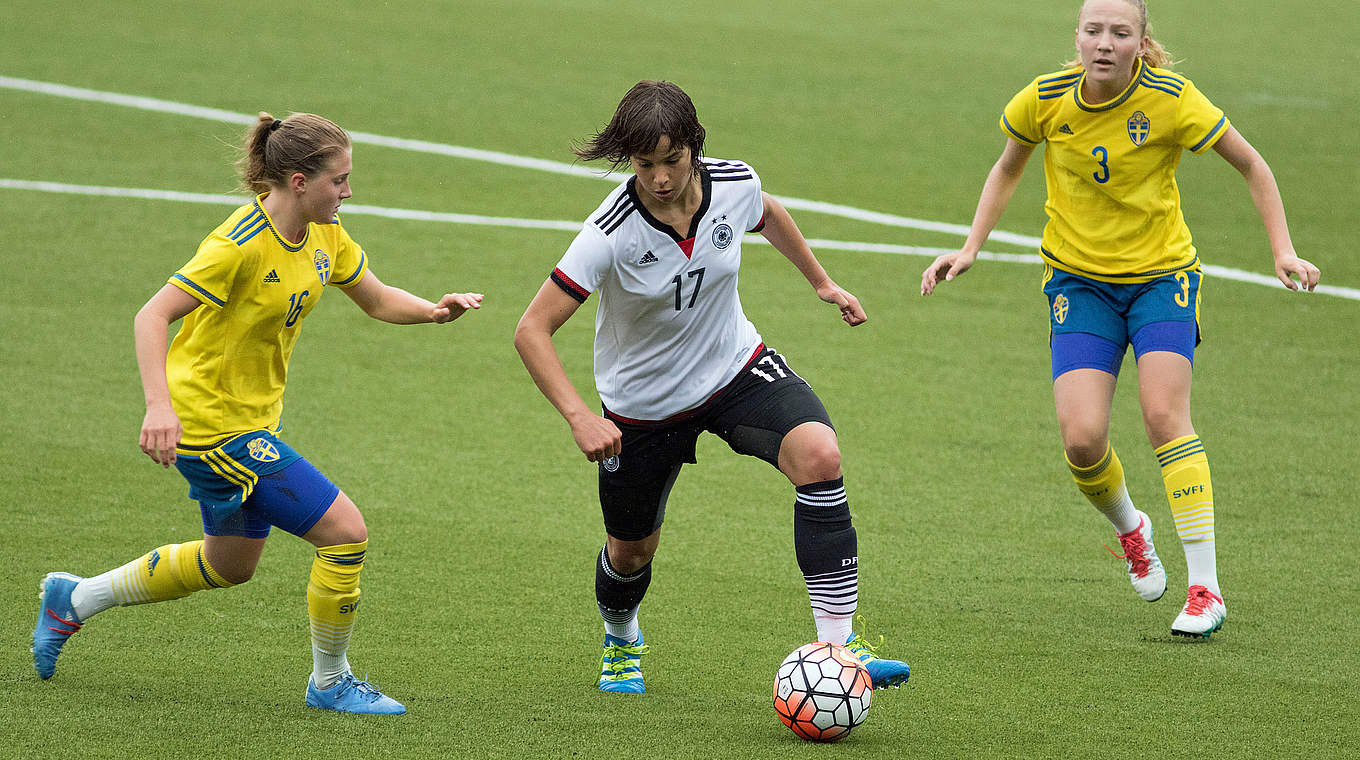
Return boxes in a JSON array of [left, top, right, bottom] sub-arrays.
[[772, 642, 872, 742]]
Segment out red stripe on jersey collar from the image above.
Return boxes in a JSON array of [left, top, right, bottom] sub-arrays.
[[678, 238, 695, 258]]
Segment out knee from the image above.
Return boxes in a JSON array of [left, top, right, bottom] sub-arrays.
[[332, 499, 369, 545], [219, 566, 255, 586], [1062, 429, 1108, 468], [212, 557, 258, 586], [199, 541, 260, 586], [806, 440, 843, 481], [608, 541, 656, 575], [305, 496, 369, 548], [614, 548, 653, 574], [787, 437, 843, 483], [333, 524, 368, 546], [1141, 402, 1189, 446]]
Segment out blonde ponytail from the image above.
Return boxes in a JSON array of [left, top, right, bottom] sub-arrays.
[[1139, 28, 1175, 70]]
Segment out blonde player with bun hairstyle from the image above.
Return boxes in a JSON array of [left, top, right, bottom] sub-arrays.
[[32, 112, 483, 713], [921, 0, 1319, 638]]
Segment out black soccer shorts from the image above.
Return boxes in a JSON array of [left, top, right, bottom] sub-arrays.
[[598, 346, 833, 541]]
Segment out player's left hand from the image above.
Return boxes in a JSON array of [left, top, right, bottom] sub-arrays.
[[1274, 254, 1320, 292], [816, 282, 867, 326], [432, 292, 484, 323]]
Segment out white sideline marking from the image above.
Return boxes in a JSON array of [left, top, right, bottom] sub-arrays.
[[0, 75, 1036, 243], [1, 76, 1351, 300], [4, 178, 1355, 301], [0, 178, 1018, 259]]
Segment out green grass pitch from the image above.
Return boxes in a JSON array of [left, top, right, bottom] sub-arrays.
[[2, 1, 1357, 757]]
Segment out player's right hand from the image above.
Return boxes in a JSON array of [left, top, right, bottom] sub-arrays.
[[1274, 253, 1321, 292], [920, 250, 978, 295], [140, 403, 183, 467], [568, 412, 622, 463]]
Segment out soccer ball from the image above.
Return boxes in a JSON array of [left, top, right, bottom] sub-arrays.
[[772, 642, 872, 742]]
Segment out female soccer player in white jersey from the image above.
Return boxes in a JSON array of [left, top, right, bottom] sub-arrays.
[[32, 112, 483, 713], [919, 0, 1320, 638], [515, 80, 910, 693]]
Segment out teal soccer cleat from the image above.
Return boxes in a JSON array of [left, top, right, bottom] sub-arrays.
[[844, 627, 911, 690], [305, 673, 407, 715], [598, 633, 649, 693], [32, 572, 83, 680]]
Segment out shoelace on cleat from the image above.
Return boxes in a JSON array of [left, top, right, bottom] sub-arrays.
[[338, 675, 387, 702], [1182, 585, 1219, 616], [43, 608, 81, 636], [602, 642, 649, 674], [846, 616, 885, 662], [1106, 530, 1151, 577]]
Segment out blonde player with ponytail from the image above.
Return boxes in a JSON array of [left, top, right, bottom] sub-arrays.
[[921, 0, 1319, 638], [32, 112, 483, 712]]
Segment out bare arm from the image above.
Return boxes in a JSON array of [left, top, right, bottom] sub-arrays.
[[1211, 126, 1320, 291], [343, 269, 484, 323], [921, 138, 1035, 295], [758, 192, 866, 326], [134, 284, 201, 466], [512, 280, 620, 462]]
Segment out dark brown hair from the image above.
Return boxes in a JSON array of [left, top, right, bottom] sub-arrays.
[[574, 81, 706, 172], [236, 112, 351, 194]]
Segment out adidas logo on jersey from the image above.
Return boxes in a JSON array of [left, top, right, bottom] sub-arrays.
[[263, 269, 281, 283], [1058, 124, 1074, 135], [637, 251, 660, 265]]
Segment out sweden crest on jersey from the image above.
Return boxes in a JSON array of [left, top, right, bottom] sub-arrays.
[[1127, 110, 1151, 146], [313, 249, 331, 284]]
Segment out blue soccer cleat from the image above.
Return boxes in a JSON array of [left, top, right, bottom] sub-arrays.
[[305, 673, 407, 715], [32, 572, 83, 680], [844, 628, 911, 690], [598, 633, 649, 693]]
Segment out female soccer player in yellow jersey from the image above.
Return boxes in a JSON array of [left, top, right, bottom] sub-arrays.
[[920, 0, 1320, 638], [32, 112, 483, 713]]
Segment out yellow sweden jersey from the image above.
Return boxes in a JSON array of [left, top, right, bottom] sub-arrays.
[[1001, 60, 1229, 282], [167, 194, 367, 449]]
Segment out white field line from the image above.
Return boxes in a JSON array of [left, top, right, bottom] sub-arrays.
[[2, 76, 1352, 300], [4, 178, 1354, 301], [0, 178, 1014, 258], [0, 75, 1034, 241]]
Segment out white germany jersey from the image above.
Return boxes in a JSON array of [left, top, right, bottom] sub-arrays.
[[552, 158, 767, 422]]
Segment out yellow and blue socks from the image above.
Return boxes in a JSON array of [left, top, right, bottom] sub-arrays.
[[1067, 444, 1140, 534], [67, 538, 372, 691], [70, 540, 235, 620], [1157, 435, 1219, 594], [308, 541, 367, 690]]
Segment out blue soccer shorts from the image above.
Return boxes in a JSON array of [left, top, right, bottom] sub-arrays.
[[175, 430, 339, 538], [1042, 265, 1202, 379]]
